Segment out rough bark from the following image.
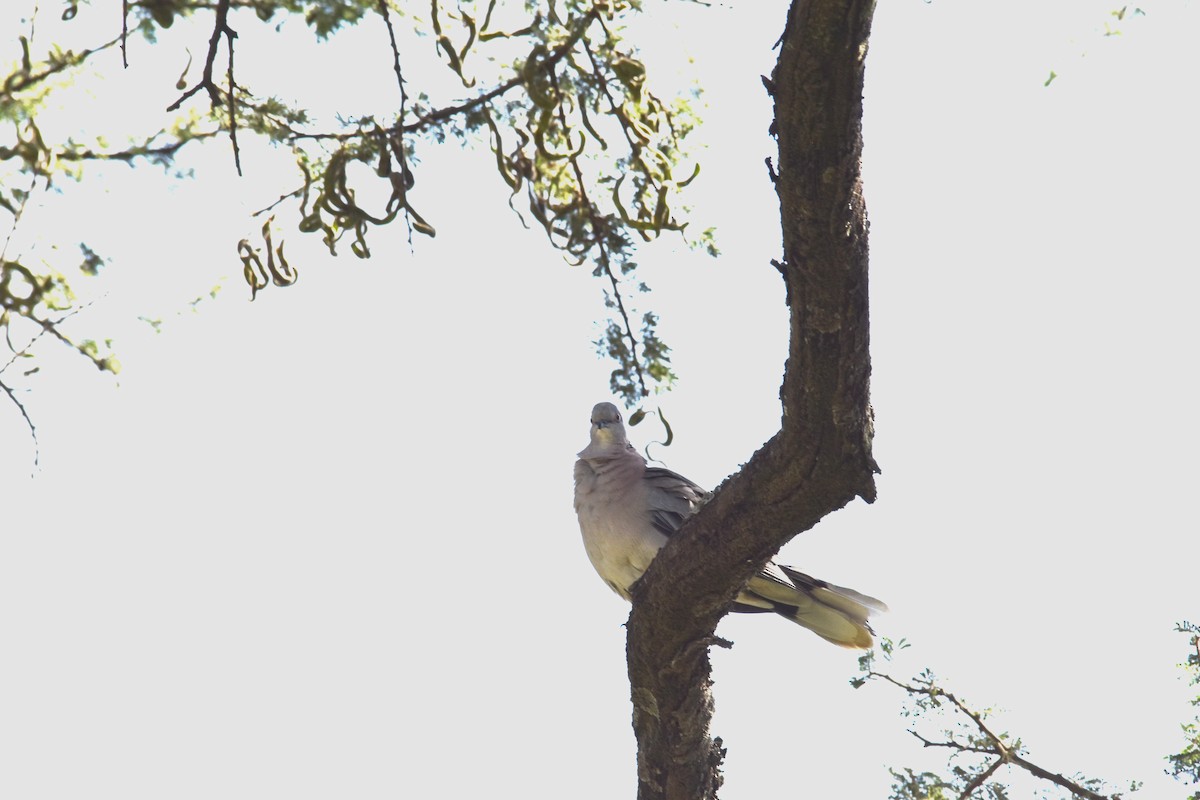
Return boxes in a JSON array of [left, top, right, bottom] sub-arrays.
[[624, 1, 878, 798]]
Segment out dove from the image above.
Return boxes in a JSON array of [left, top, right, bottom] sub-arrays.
[[573, 401, 885, 648]]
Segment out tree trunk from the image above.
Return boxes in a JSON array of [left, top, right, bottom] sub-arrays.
[[624, 1, 878, 797]]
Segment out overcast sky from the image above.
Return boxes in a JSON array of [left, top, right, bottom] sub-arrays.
[[2, 2, 1197, 799]]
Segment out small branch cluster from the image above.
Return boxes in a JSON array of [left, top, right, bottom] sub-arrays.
[[1166, 621, 1200, 798], [1, 295, 117, 470], [163, 0, 242, 173], [854, 639, 1139, 800]]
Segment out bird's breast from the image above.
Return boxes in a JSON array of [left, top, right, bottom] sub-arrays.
[[574, 460, 666, 600]]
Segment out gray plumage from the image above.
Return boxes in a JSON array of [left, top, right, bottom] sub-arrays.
[[573, 401, 885, 649]]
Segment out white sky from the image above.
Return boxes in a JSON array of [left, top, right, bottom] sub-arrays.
[[2, 2, 1197, 799]]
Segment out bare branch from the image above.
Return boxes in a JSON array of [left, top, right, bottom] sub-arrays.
[[165, 0, 241, 174], [121, 0, 129, 68], [224, 16, 241, 175], [1007, 753, 1113, 800], [1, 175, 37, 264], [251, 186, 304, 218], [944, 690, 1009, 755], [376, 0, 413, 245], [600, 254, 646, 397], [56, 131, 218, 164], [908, 730, 992, 757], [958, 757, 1004, 800], [377, 0, 407, 104], [1, 303, 97, 472], [0, 376, 38, 469]]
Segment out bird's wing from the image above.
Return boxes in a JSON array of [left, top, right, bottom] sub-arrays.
[[642, 466, 711, 537]]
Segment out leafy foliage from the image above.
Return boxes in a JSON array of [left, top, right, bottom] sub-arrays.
[[855, 639, 1140, 800], [1167, 621, 1200, 799], [2, 0, 707, 451], [857, 625, 1199, 800]]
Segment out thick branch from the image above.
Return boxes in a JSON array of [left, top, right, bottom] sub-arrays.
[[772, 0, 878, 494], [624, 1, 878, 798]]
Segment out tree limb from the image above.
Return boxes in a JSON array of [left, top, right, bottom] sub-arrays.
[[624, 1, 878, 797]]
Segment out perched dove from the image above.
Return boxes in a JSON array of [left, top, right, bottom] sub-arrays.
[[573, 401, 885, 648]]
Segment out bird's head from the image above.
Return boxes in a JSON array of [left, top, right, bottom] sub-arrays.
[[579, 401, 629, 456]]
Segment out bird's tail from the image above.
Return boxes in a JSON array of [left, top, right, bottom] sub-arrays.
[[742, 565, 887, 649]]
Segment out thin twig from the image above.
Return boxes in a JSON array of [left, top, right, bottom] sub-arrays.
[[908, 730, 992, 756], [56, 132, 217, 164], [547, 66, 647, 398], [1, 304, 91, 473], [958, 757, 1003, 800], [28, 0, 40, 50], [377, 0, 407, 102], [165, 0, 241, 174], [944, 691, 1008, 755], [1008, 753, 1112, 800], [601, 252, 646, 397], [251, 186, 305, 217], [376, 0, 411, 245], [0, 377, 38, 470], [121, 0, 129, 68], [224, 19, 241, 175], [0, 173, 36, 263]]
